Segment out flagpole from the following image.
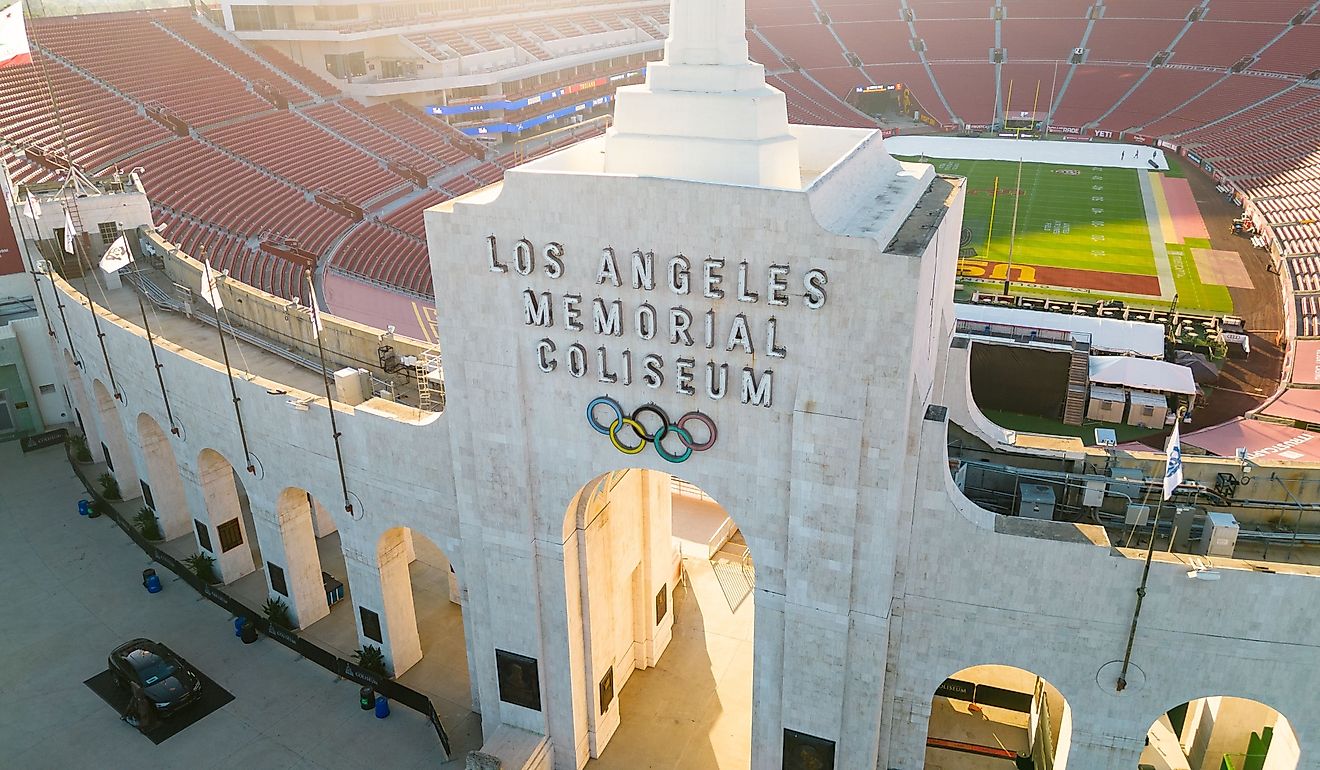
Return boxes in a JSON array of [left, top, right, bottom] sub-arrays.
[[306, 269, 353, 515], [117, 223, 179, 435], [65, 198, 122, 399], [205, 252, 256, 474], [1116, 410, 1185, 692], [5, 183, 55, 338]]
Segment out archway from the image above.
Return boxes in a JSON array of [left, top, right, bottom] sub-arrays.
[[926, 664, 1072, 770], [90, 378, 140, 501], [61, 351, 103, 456], [365, 526, 481, 755], [195, 448, 258, 583], [135, 412, 190, 540], [564, 470, 755, 768], [1142, 696, 1299, 770]]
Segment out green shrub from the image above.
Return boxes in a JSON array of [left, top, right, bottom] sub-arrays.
[[262, 597, 293, 630], [97, 472, 121, 500], [352, 644, 389, 677], [184, 552, 219, 584], [133, 506, 163, 540], [67, 434, 92, 462]]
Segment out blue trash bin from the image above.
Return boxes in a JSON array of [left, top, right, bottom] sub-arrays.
[[78, 499, 90, 516], [374, 695, 390, 719], [143, 568, 162, 593], [234, 616, 247, 637]]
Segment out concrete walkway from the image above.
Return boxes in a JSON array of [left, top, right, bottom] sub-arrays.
[[0, 441, 445, 769], [589, 556, 754, 769]]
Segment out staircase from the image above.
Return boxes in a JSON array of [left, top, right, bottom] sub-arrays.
[[1062, 335, 1090, 426]]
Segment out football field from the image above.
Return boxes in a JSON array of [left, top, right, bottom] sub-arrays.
[[897, 155, 1234, 312]]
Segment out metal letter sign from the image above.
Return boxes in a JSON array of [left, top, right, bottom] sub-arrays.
[[587, 397, 717, 463]]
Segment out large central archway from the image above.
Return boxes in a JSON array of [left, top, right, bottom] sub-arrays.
[[925, 664, 1072, 770], [563, 469, 756, 768]]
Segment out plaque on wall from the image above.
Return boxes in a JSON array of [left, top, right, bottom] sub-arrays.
[[495, 649, 542, 711], [599, 666, 614, 714], [783, 728, 835, 770], [360, 606, 383, 642], [655, 585, 668, 624], [217, 518, 244, 553], [194, 519, 213, 553], [267, 562, 288, 596]]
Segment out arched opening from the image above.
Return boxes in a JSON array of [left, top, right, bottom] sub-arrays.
[[926, 664, 1072, 770], [564, 470, 755, 767], [1142, 696, 1299, 770], [364, 526, 481, 756], [194, 448, 259, 583], [61, 351, 103, 455], [135, 412, 190, 540], [90, 378, 140, 501], [249, 487, 339, 630]]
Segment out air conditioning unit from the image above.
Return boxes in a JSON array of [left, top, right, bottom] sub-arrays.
[[1199, 512, 1240, 558]]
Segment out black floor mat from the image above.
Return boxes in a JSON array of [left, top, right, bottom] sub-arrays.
[[84, 668, 234, 744]]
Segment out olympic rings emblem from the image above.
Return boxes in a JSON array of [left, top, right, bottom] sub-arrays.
[[586, 397, 718, 463]]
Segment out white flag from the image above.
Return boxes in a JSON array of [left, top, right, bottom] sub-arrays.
[[306, 279, 323, 339], [1162, 421, 1183, 501], [0, 0, 31, 70], [98, 234, 133, 274], [62, 209, 76, 254], [20, 194, 40, 220], [200, 259, 224, 310]]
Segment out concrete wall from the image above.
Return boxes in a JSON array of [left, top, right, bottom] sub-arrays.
[[29, 141, 1320, 770]]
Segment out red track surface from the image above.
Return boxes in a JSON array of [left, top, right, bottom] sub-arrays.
[[958, 259, 1162, 296], [1160, 176, 1211, 242]]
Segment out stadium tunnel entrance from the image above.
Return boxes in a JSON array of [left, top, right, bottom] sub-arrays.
[[564, 470, 755, 768], [1142, 696, 1299, 770], [925, 664, 1072, 770]]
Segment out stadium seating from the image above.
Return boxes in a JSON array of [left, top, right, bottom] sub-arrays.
[[31, 9, 270, 128], [204, 111, 405, 203], [251, 44, 341, 99], [8, 1, 1319, 306], [0, 54, 173, 181]]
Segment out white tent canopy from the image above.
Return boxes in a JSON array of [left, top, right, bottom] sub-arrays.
[[1089, 356, 1197, 395], [954, 303, 1166, 358]]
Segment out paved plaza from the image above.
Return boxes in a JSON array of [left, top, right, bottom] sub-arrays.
[[0, 441, 446, 770]]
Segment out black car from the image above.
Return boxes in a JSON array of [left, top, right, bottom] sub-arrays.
[[108, 638, 202, 715]]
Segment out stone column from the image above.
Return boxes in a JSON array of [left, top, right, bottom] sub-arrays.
[[183, 457, 255, 583], [343, 535, 422, 675], [251, 498, 329, 629]]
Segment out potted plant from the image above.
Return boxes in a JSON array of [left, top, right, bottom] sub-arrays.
[[132, 506, 163, 541], [263, 597, 293, 630], [184, 552, 220, 584], [352, 644, 390, 677], [97, 472, 121, 500], [67, 434, 92, 463]]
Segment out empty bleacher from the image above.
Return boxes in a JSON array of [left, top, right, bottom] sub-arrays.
[[32, 9, 269, 128], [250, 44, 341, 99], [204, 111, 405, 203], [0, 54, 173, 180]]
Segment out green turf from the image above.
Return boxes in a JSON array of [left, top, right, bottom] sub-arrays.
[[1166, 241, 1234, 313], [898, 156, 1157, 276], [982, 409, 1162, 443], [1161, 153, 1188, 179]]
